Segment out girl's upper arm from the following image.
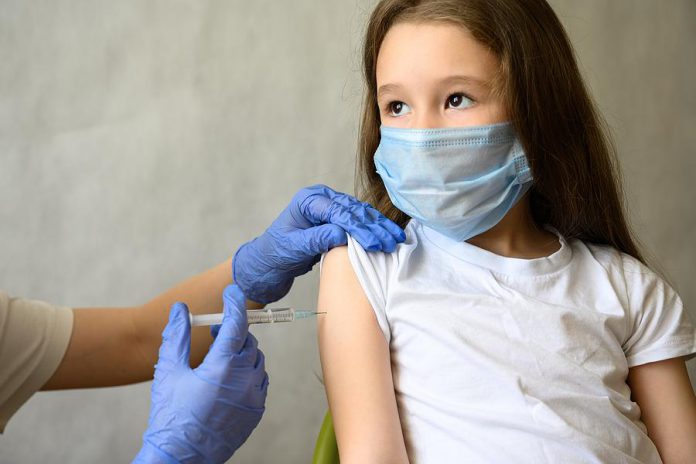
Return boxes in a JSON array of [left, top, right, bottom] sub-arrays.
[[627, 356, 696, 463], [317, 246, 409, 464]]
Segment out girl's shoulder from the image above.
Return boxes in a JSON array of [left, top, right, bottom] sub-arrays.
[[322, 225, 422, 344], [555, 238, 693, 368], [580, 239, 679, 307], [343, 220, 421, 280], [580, 239, 658, 279]]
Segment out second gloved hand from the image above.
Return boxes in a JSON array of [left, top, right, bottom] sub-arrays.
[[233, 184, 406, 304], [133, 284, 268, 464]]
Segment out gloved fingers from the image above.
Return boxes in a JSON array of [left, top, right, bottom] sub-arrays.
[[297, 223, 348, 257], [357, 217, 398, 252], [359, 207, 404, 253], [218, 343, 268, 409], [313, 184, 365, 207], [205, 284, 249, 363], [327, 202, 398, 252], [360, 202, 406, 243], [226, 331, 260, 368], [197, 334, 262, 387], [210, 323, 221, 338], [233, 338, 265, 381], [257, 361, 269, 393], [330, 194, 406, 245], [156, 302, 192, 369], [293, 185, 404, 251], [294, 187, 335, 226], [294, 185, 366, 225], [248, 348, 269, 406]]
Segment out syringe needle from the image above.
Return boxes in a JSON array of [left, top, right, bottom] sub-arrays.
[[294, 310, 326, 319]]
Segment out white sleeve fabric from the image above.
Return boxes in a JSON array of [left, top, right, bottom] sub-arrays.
[[319, 235, 393, 343], [0, 291, 74, 433], [345, 235, 393, 343], [621, 256, 696, 367]]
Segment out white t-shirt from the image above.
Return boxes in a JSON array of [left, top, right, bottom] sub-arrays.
[[345, 220, 696, 464]]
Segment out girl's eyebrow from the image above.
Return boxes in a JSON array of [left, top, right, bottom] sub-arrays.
[[377, 75, 489, 99], [440, 75, 489, 88]]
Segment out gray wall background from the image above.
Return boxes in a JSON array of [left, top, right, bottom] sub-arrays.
[[1, 1, 694, 462]]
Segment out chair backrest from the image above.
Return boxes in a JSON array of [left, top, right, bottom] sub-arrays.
[[312, 411, 339, 464]]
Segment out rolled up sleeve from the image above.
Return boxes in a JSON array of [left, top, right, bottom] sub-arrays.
[[0, 291, 73, 432]]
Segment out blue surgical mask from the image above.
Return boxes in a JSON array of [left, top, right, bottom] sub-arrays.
[[374, 122, 533, 242]]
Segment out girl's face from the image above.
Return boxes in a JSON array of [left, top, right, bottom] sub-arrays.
[[376, 21, 507, 129]]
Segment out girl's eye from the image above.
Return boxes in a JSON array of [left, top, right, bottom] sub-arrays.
[[446, 93, 474, 110], [387, 101, 411, 117]]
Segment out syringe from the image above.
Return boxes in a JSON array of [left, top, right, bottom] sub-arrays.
[[189, 307, 325, 326]]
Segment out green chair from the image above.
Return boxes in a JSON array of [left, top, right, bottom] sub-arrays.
[[312, 411, 339, 464]]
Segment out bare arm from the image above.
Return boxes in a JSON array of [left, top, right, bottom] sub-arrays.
[[627, 356, 696, 463], [43, 258, 262, 390], [39, 185, 404, 391], [317, 247, 409, 464]]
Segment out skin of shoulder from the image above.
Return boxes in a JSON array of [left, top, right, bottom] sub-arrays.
[[317, 246, 409, 464]]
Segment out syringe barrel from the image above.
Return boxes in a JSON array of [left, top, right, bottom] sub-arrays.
[[190, 313, 224, 327], [247, 308, 295, 324], [189, 308, 301, 326]]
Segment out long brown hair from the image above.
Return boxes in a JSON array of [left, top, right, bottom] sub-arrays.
[[356, 0, 647, 264]]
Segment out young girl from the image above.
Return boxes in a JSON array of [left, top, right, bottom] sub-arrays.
[[317, 1, 696, 463]]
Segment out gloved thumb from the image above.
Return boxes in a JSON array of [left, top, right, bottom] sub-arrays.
[[299, 223, 348, 256], [206, 284, 249, 361], [156, 302, 192, 369]]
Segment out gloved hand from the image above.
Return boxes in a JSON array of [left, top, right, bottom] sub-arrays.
[[133, 284, 268, 464], [233, 184, 406, 304]]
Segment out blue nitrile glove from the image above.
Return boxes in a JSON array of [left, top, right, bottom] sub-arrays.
[[133, 284, 268, 464], [233, 184, 406, 304]]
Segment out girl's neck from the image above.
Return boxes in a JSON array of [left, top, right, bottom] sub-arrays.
[[465, 196, 561, 259]]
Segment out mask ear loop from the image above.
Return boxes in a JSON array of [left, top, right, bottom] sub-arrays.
[[511, 142, 533, 184]]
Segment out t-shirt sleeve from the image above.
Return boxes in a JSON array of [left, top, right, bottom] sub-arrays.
[[0, 291, 74, 433], [320, 235, 393, 343], [621, 258, 696, 368]]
